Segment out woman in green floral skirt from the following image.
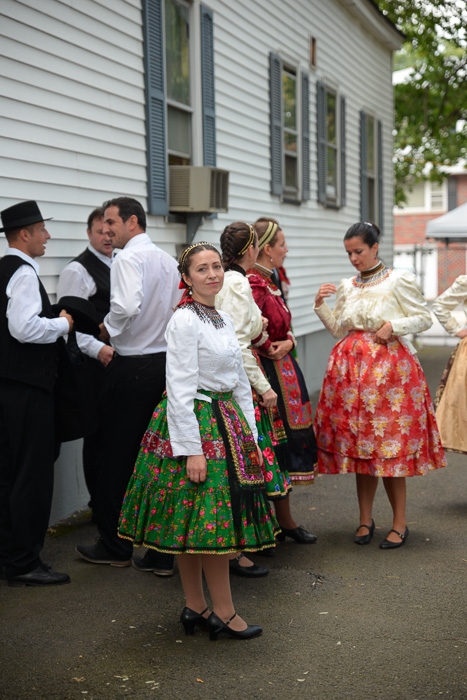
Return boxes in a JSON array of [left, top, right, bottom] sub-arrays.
[[118, 242, 279, 640]]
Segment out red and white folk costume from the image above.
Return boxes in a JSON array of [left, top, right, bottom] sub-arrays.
[[314, 265, 446, 476]]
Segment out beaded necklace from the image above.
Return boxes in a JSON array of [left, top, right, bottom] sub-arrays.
[[353, 261, 391, 288], [183, 299, 226, 330]]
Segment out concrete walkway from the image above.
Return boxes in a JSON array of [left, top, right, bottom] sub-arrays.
[[1, 345, 467, 700]]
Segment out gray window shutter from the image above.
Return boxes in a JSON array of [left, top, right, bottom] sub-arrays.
[[360, 110, 368, 221], [269, 52, 283, 196], [448, 176, 458, 210], [316, 81, 326, 204], [200, 5, 216, 166], [143, 0, 168, 216], [301, 71, 310, 201], [377, 119, 383, 232], [340, 95, 346, 208]]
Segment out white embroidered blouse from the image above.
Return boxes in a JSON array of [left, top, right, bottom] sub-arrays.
[[165, 305, 258, 456], [432, 275, 467, 336], [314, 268, 432, 340], [215, 270, 271, 396]]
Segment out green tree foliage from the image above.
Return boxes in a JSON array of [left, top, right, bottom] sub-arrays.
[[374, 0, 467, 205]]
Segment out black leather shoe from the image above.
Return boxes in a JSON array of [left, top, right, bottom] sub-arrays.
[[254, 547, 276, 557], [76, 540, 131, 567], [180, 606, 209, 635], [276, 526, 317, 544], [132, 550, 175, 577], [8, 562, 70, 587], [380, 527, 409, 550], [207, 611, 262, 641], [354, 519, 375, 545], [229, 554, 269, 578]]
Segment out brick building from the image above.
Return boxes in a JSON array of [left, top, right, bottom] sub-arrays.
[[394, 169, 467, 298]]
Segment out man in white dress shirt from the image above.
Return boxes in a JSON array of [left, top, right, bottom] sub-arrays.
[[57, 207, 114, 516], [76, 197, 180, 575], [0, 200, 73, 587]]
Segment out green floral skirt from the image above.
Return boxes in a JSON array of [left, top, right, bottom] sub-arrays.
[[253, 391, 292, 499], [118, 391, 279, 554]]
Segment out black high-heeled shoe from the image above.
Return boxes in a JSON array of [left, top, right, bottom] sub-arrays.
[[354, 519, 375, 545], [276, 525, 317, 544], [207, 611, 262, 641], [180, 606, 209, 636]]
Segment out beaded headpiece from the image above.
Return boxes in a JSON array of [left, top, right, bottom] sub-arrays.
[[178, 241, 211, 273], [236, 225, 255, 258], [257, 221, 278, 250]]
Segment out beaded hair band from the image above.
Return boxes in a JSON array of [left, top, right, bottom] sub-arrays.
[[236, 225, 255, 258], [258, 221, 278, 250], [179, 241, 210, 273]]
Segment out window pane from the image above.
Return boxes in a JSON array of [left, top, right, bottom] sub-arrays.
[[168, 105, 191, 158], [285, 154, 298, 191], [165, 0, 190, 106], [366, 117, 375, 174], [405, 181, 425, 208], [326, 92, 336, 144], [326, 145, 336, 197], [431, 181, 444, 210], [284, 130, 297, 153], [282, 70, 296, 131]]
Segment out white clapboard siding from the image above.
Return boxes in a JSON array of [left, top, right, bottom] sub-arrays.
[[0, 0, 398, 329]]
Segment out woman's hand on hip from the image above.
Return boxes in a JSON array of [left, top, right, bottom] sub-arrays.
[[374, 321, 393, 345], [315, 283, 337, 308], [186, 454, 207, 483]]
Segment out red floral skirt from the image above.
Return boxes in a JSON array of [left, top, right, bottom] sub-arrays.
[[314, 331, 446, 477]]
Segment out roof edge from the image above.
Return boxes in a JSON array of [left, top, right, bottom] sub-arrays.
[[337, 0, 404, 51]]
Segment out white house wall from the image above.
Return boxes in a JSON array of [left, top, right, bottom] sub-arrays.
[[0, 0, 398, 521]]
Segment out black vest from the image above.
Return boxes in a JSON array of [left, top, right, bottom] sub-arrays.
[[73, 248, 111, 322], [0, 256, 58, 392]]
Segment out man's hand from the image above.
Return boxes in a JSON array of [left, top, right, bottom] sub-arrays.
[[99, 322, 110, 343], [59, 309, 74, 332], [97, 345, 115, 367]]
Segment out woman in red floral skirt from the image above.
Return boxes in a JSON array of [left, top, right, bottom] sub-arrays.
[[314, 222, 446, 549]]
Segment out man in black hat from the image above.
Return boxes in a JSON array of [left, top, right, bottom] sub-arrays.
[[0, 200, 73, 586], [57, 207, 114, 515]]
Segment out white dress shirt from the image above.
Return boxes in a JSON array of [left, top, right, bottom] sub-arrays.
[[56, 244, 112, 359], [104, 233, 180, 355], [4, 249, 69, 343], [166, 306, 258, 456]]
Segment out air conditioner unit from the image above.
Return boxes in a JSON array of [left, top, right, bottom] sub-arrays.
[[169, 166, 229, 213]]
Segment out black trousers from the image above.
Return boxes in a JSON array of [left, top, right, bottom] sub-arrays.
[[82, 358, 105, 508], [94, 353, 167, 557], [0, 378, 55, 576]]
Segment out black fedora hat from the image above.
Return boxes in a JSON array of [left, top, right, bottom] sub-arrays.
[[0, 200, 52, 233], [51, 296, 100, 337]]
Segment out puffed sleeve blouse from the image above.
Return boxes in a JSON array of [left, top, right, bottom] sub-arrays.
[[165, 306, 258, 456], [432, 275, 467, 336], [314, 268, 432, 340], [215, 270, 271, 396]]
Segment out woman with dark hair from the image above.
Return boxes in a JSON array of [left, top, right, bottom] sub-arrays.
[[314, 222, 446, 549], [216, 222, 294, 560], [118, 242, 278, 640], [247, 219, 317, 544]]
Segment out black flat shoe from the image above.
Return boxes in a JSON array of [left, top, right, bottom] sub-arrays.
[[229, 554, 269, 578], [75, 540, 131, 567], [380, 526, 409, 550], [180, 607, 209, 635], [276, 526, 317, 544], [207, 611, 262, 641], [8, 562, 70, 587], [354, 519, 375, 545]]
